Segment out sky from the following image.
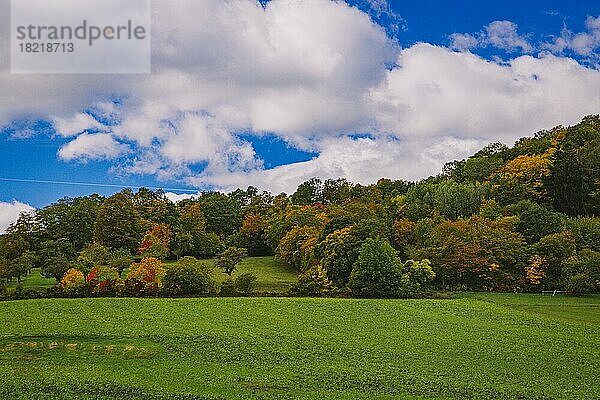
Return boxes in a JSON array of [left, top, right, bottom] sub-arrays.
[[0, 0, 600, 231]]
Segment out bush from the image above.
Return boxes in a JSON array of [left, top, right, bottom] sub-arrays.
[[290, 265, 333, 297], [220, 278, 237, 297], [235, 273, 257, 295], [163, 257, 216, 296], [400, 259, 436, 297], [349, 238, 403, 298], [60, 268, 88, 296], [87, 266, 122, 296], [126, 257, 165, 295]]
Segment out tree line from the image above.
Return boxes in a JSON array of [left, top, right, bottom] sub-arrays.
[[1, 115, 599, 298]]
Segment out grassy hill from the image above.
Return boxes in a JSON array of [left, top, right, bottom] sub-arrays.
[[1, 294, 598, 399]]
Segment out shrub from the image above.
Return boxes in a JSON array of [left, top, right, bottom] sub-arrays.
[[163, 257, 216, 296], [60, 268, 87, 296], [235, 273, 257, 295], [349, 238, 403, 298], [290, 265, 333, 297], [220, 278, 237, 296], [126, 257, 165, 295], [87, 266, 122, 296], [400, 259, 436, 297]]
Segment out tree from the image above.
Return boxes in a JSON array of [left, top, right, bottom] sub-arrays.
[[39, 238, 77, 282], [566, 217, 600, 252], [562, 249, 600, 293], [94, 192, 143, 253], [401, 259, 436, 296], [532, 231, 576, 288], [291, 178, 322, 205], [163, 257, 216, 296], [316, 227, 363, 287], [138, 234, 169, 259], [349, 237, 403, 298], [547, 116, 600, 216], [87, 266, 122, 295], [277, 226, 320, 271], [10, 251, 35, 283], [196, 193, 243, 237], [216, 247, 247, 276], [176, 203, 221, 258], [507, 200, 565, 244], [432, 181, 489, 220], [77, 243, 111, 275]]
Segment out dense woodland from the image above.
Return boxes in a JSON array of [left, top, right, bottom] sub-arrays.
[[1, 115, 600, 297]]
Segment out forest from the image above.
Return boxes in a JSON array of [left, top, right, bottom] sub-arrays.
[[1, 115, 599, 298]]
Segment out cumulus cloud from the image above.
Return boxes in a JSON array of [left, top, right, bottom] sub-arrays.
[[544, 16, 600, 57], [0, 201, 34, 234], [1, 1, 600, 195], [58, 133, 130, 162], [450, 20, 533, 53]]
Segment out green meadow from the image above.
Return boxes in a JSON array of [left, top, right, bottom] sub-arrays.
[[1, 294, 598, 400]]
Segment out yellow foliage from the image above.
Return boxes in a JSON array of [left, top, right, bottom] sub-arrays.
[[60, 268, 85, 290], [526, 255, 546, 285], [127, 257, 165, 286]]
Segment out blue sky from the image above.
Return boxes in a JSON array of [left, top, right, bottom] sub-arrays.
[[0, 0, 599, 219]]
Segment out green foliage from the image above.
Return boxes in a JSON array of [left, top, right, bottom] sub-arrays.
[[216, 247, 248, 276], [349, 237, 403, 298], [219, 278, 237, 296], [316, 227, 363, 287], [196, 192, 243, 237], [562, 249, 600, 293], [163, 257, 216, 296], [548, 115, 600, 216], [94, 191, 143, 253], [277, 226, 319, 271], [507, 200, 565, 244], [76, 243, 110, 275], [401, 259, 436, 296], [138, 234, 169, 259], [234, 273, 258, 295], [566, 217, 600, 252], [431, 180, 489, 220], [290, 265, 333, 296], [533, 231, 577, 287], [87, 266, 122, 296]]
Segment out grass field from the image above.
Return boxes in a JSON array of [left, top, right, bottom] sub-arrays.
[[6, 256, 298, 293], [1, 294, 598, 399]]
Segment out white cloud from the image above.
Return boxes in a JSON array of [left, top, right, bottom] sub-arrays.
[[450, 20, 533, 53], [0, 201, 34, 234], [53, 113, 108, 137], [1, 2, 600, 195], [58, 133, 130, 162], [164, 192, 198, 203], [544, 16, 600, 57]]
